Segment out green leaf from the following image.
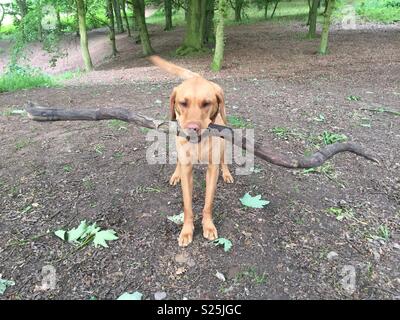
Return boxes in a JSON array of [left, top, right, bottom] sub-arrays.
[[167, 212, 184, 225], [117, 291, 143, 300], [240, 193, 270, 208], [213, 238, 232, 252], [82, 222, 101, 239], [0, 278, 15, 295], [54, 229, 66, 240], [93, 230, 118, 248], [67, 220, 88, 242]]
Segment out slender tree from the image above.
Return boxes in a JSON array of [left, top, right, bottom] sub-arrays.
[[76, 0, 93, 71], [211, 0, 226, 71], [164, 0, 173, 31], [319, 0, 335, 55], [121, 0, 131, 37], [308, 0, 320, 38], [204, 0, 215, 44], [106, 0, 118, 56], [112, 0, 124, 33], [270, 0, 279, 19], [133, 0, 154, 55]]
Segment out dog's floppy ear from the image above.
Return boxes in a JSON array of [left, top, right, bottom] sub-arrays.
[[213, 83, 227, 124], [169, 87, 177, 120]]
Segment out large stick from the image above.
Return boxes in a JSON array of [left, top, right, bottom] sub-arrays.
[[25, 103, 379, 168]]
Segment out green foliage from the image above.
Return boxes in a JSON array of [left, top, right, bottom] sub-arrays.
[[0, 277, 15, 295], [320, 131, 348, 145], [327, 207, 354, 221], [240, 193, 270, 208], [0, 65, 54, 93], [117, 291, 143, 300], [227, 115, 253, 128], [167, 212, 184, 225], [213, 237, 233, 252], [357, 0, 400, 23], [55, 220, 118, 248]]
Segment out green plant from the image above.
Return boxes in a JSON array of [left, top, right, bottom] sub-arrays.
[[0, 65, 54, 93], [321, 131, 348, 145], [55, 220, 118, 248], [327, 207, 354, 221], [63, 164, 73, 172], [108, 119, 128, 131], [15, 138, 30, 150], [376, 225, 390, 241], [227, 115, 253, 128]]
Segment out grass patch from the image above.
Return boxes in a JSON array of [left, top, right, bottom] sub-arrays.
[[227, 115, 253, 128], [356, 0, 400, 23], [0, 65, 82, 93], [107, 119, 128, 131], [0, 67, 54, 93]]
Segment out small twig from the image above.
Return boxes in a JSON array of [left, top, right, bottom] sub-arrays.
[[361, 108, 400, 116]]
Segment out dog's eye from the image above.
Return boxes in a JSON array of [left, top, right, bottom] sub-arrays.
[[180, 101, 188, 107], [202, 102, 210, 108]]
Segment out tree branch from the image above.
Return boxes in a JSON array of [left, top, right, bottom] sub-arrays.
[[25, 102, 379, 169]]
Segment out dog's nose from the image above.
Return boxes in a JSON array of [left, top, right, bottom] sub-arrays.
[[185, 122, 200, 133]]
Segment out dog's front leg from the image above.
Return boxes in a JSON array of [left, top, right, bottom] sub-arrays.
[[179, 163, 194, 247], [202, 164, 219, 241]]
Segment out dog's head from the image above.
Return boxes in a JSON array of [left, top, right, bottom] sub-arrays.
[[170, 77, 226, 134]]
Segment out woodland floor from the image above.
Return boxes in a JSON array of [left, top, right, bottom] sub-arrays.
[[0, 20, 399, 300]]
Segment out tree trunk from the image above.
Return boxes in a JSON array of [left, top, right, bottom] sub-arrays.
[[234, 0, 243, 22], [16, 0, 28, 18], [319, 0, 335, 55], [56, 8, 62, 32], [106, 0, 118, 56], [307, 0, 319, 38], [76, 0, 93, 71], [112, 0, 124, 33], [270, 0, 279, 19], [133, 0, 154, 55], [211, 0, 226, 71], [264, 1, 269, 20], [204, 0, 215, 44], [164, 0, 173, 31], [121, 0, 131, 36], [177, 0, 207, 54], [323, 0, 329, 14]]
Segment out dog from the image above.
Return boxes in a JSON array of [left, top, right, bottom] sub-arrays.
[[149, 55, 234, 247]]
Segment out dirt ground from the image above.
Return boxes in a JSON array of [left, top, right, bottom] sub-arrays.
[[0, 19, 399, 300]]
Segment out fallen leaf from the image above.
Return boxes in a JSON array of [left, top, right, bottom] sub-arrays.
[[0, 278, 15, 295], [213, 238, 233, 252], [117, 291, 143, 300], [240, 193, 270, 208], [93, 230, 118, 248], [167, 212, 184, 225]]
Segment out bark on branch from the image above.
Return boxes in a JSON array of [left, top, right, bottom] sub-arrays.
[[25, 102, 379, 169]]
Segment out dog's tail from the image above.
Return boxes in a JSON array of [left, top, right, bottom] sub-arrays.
[[148, 55, 200, 80]]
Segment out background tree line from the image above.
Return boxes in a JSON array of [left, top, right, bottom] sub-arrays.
[[1, 0, 398, 74]]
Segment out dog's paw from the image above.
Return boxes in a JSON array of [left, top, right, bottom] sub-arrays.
[[202, 221, 218, 241], [178, 224, 194, 247], [222, 171, 234, 184], [169, 174, 181, 186]]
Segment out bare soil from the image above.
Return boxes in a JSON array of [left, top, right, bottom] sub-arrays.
[[0, 20, 399, 300]]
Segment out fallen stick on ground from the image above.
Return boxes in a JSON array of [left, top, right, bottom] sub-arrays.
[[361, 107, 400, 116], [25, 102, 379, 169]]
